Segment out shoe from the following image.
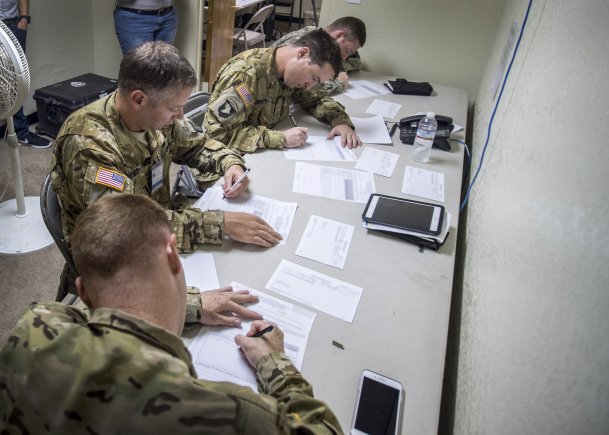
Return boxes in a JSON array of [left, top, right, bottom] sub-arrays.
[[18, 132, 53, 149]]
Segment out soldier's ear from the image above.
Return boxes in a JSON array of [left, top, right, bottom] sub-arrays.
[[165, 233, 182, 276], [131, 90, 146, 109], [296, 47, 310, 60], [76, 276, 93, 308]]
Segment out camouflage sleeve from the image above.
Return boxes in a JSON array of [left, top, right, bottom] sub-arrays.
[[185, 286, 203, 324], [343, 52, 361, 73], [171, 119, 245, 184], [56, 135, 224, 249], [254, 352, 344, 434], [293, 88, 354, 129], [203, 64, 285, 153], [270, 26, 314, 48]]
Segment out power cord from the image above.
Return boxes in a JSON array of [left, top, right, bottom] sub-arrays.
[[459, 0, 533, 213]]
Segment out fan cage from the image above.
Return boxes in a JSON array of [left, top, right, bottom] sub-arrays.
[[0, 21, 30, 119]]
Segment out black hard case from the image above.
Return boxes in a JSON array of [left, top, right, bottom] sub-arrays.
[[33, 73, 117, 138]]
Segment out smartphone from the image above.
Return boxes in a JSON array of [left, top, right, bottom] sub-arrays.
[[351, 370, 404, 435], [363, 194, 444, 236]]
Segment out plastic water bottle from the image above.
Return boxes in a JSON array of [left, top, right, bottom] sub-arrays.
[[412, 112, 437, 163]]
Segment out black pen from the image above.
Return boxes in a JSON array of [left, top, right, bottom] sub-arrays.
[[389, 123, 398, 137], [252, 325, 274, 338]]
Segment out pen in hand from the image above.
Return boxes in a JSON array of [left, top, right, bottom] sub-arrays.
[[222, 167, 250, 200], [289, 113, 298, 127], [252, 325, 274, 338]]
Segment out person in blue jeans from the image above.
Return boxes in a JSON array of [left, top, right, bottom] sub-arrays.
[[0, 0, 52, 148], [114, 1, 178, 54]]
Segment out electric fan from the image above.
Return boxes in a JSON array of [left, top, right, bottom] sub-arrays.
[[0, 21, 52, 253]]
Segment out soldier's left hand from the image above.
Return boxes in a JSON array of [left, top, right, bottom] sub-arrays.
[[200, 286, 263, 327], [327, 124, 362, 149]]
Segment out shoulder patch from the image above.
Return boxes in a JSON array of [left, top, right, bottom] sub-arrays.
[[209, 88, 246, 123], [95, 167, 126, 191], [235, 83, 254, 107]]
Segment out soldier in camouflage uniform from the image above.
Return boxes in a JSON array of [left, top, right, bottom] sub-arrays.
[[203, 29, 362, 154], [272, 16, 366, 95], [50, 41, 280, 328], [0, 194, 343, 434]]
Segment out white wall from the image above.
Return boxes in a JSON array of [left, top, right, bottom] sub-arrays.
[[455, 0, 609, 433], [320, 0, 506, 105]]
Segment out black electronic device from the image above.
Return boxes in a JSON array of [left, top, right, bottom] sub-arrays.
[[363, 194, 444, 236], [351, 369, 404, 435], [399, 114, 454, 151]]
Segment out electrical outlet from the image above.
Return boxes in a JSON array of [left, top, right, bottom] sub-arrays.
[[348, 0, 362, 4]]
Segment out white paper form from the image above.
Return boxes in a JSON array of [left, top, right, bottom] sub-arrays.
[[402, 165, 445, 203], [193, 185, 298, 245], [292, 162, 376, 203], [343, 80, 391, 99], [284, 135, 357, 161], [355, 147, 399, 178], [180, 252, 220, 291], [188, 283, 316, 391], [266, 260, 363, 322], [295, 215, 354, 269], [350, 115, 392, 144], [366, 99, 402, 119]]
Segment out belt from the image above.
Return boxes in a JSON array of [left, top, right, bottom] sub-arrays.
[[116, 5, 174, 16], [1, 17, 20, 25]]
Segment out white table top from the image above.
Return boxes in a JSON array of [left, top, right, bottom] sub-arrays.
[[197, 70, 468, 434]]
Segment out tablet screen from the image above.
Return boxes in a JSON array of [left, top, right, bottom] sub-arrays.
[[367, 196, 442, 234]]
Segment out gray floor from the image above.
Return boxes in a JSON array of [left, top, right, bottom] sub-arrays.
[[0, 130, 63, 345]]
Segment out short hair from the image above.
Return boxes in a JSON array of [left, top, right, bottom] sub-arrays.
[[71, 194, 172, 282], [118, 41, 197, 104], [292, 29, 342, 79], [326, 16, 367, 47]]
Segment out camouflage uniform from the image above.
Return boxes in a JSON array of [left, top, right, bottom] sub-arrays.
[[0, 302, 343, 434], [272, 25, 362, 95], [51, 91, 246, 252], [203, 47, 353, 154]]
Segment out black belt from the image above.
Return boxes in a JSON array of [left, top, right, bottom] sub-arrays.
[[1, 17, 20, 25], [116, 5, 174, 16]]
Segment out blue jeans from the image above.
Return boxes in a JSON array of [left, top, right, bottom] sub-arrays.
[[113, 6, 178, 54], [3, 22, 29, 139]]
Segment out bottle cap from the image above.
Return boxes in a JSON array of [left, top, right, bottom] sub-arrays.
[[427, 112, 435, 118]]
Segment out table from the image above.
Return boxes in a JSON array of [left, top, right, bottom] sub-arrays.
[[204, 0, 267, 83], [196, 70, 467, 434]]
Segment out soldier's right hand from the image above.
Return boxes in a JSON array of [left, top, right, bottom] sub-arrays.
[[224, 211, 282, 247], [283, 127, 309, 148], [235, 321, 285, 367]]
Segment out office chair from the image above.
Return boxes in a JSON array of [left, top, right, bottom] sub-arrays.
[[40, 173, 78, 304], [233, 4, 275, 51], [172, 91, 210, 199]]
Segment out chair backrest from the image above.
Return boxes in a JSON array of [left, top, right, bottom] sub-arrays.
[[234, 4, 274, 43], [184, 91, 210, 126], [40, 174, 76, 269]]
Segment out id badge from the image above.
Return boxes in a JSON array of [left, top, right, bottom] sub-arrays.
[[151, 160, 164, 192]]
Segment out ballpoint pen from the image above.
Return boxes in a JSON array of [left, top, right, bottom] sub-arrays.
[[222, 167, 250, 199], [252, 325, 274, 338], [289, 112, 298, 127]]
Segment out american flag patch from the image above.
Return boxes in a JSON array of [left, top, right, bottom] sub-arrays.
[[235, 83, 253, 107], [95, 167, 126, 191]]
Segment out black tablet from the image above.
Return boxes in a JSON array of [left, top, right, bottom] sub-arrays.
[[362, 194, 444, 236]]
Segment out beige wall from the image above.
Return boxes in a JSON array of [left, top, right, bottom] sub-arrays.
[[320, 0, 506, 105], [455, 0, 609, 432]]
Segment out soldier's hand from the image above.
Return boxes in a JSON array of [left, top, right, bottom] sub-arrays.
[[338, 71, 349, 88], [327, 124, 362, 149], [223, 165, 249, 198], [200, 286, 263, 327], [224, 211, 282, 247], [283, 127, 309, 148], [235, 321, 285, 367]]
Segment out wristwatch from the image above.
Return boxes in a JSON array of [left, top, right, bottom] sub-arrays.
[[19, 15, 31, 24]]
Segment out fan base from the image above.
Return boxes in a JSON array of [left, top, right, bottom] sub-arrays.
[[0, 196, 54, 254]]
